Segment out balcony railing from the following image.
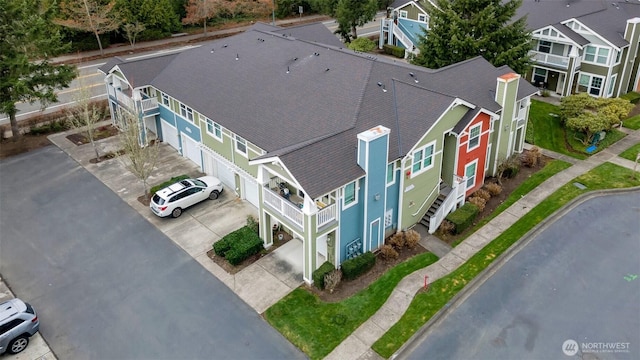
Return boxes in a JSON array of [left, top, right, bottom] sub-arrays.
[[141, 98, 158, 112], [317, 203, 336, 229], [530, 51, 569, 69], [263, 187, 303, 228], [116, 90, 134, 109], [428, 175, 466, 234]]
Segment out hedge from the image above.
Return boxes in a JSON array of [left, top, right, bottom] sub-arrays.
[[341, 252, 376, 280], [214, 227, 264, 266], [446, 202, 479, 234], [313, 261, 336, 289], [382, 44, 405, 58]]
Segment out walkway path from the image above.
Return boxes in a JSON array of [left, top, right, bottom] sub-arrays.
[[325, 128, 640, 360]]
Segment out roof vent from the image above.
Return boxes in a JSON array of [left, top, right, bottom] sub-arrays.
[[235, 53, 239, 61], [325, 68, 330, 72], [223, 44, 228, 48], [377, 82, 387, 92], [210, 48, 214, 53], [409, 72, 419, 83], [293, 57, 298, 61], [286, 66, 290, 74], [314, 52, 320, 56]]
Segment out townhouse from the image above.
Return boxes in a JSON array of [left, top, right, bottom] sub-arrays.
[[380, 0, 640, 98], [100, 22, 537, 284]]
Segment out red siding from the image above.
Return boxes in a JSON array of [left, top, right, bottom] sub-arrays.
[[456, 112, 491, 197]]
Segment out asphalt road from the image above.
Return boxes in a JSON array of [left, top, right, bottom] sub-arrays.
[[0, 146, 305, 359], [399, 192, 640, 360]]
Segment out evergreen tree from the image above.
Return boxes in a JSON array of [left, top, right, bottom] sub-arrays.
[[412, 0, 532, 74], [0, 0, 76, 139], [334, 0, 378, 42]]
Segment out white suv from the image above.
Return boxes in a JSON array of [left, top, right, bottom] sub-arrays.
[[0, 298, 40, 355], [150, 176, 223, 218]]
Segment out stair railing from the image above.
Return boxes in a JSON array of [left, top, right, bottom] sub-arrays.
[[411, 179, 442, 217]]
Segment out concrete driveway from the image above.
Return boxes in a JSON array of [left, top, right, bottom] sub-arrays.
[[398, 191, 640, 360], [0, 146, 306, 359]]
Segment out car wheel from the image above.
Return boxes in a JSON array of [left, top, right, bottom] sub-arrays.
[[8, 336, 29, 354], [171, 207, 182, 218], [209, 190, 219, 200]]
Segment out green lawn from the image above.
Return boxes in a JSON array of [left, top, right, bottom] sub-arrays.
[[566, 128, 627, 155], [264, 252, 439, 360], [452, 159, 571, 247], [620, 91, 640, 104], [527, 100, 588, 160], [619, 142, 640, 162], [623, 114, 640, 130], [372, 162, 640, 358]]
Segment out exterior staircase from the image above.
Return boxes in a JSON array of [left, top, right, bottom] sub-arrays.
[[419, 179, 465, 234], [420, 184, 450, 230]]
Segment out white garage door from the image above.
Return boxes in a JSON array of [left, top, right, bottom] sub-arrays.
[[218, 164, 236, 191], [160, 120, 179, 150], [181, 132, 202, 168], [242, 177, 259, 208]]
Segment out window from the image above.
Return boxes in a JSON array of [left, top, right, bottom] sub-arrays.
[[180, 103, 194, 122], [607, 74, 617, 97], [584, 45, 609, 65], [411, 142, 435, 175], [343, 181, 357, 207], [615, 50, 621, 64], [418, 14, 427, 23], [161, 93, 169, 106], [205, 118, 222, 141], [538, 40, 551, 53], [485, 144, 491, 171], [465, 161, 477, 189], [235, 135, 247, 156], [399, 10, 407, 18], [386, 163, 395, 185], [532, 67, 547, 86], [468, 124, 481, 150], [578, 73, 603, 96]]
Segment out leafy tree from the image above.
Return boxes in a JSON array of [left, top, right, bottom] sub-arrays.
[[560, 93, 633, 145], [334, 0, 378, 42], [116, 0, 181, 39], [55, 0, 122, 55], [121, 22, 146, 49], [182, 0, 217, 34], [0, 0, 77, 139], [412, 0, 532, 74], [117, 110, 160, 198], [66, 78, 106, 161]]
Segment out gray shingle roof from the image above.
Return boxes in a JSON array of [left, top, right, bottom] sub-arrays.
[[108, 24, 537, 199]]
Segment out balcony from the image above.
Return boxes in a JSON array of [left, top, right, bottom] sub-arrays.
[[530, 51, 570, 69], [263, 181, 337, 231], [107, 85, 159, 115]]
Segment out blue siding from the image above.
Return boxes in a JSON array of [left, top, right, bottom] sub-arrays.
[[157, 105, 201, 142], [338, 178, 365, 263], [397, 19, 426, 46], [364, 134, 388, 250], [385, 168, 400, 230]]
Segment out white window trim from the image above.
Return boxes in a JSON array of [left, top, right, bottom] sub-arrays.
[[235, 135, 248, 157], [578, 73, 604, 97], [583, 45, 610, 66], [467, 123, 482, 151], [399, 10, 407, 18], [342, 181, 359, 209], [386, 162, 396, 185], [485, 144, 491, 171], [179, 103, 194, 122], [411, 141, 436, 177], [418, 14, 427, 23], [205, 117, 223, 141], [607, 74, 617, 97], [161, 93, 170, 106], [465, 160, 478, 190]]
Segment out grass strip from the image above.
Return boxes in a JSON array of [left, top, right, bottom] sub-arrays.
[[619, 143, 640, 162], [623, 114, 640, 130], [264, 252, 439, 360], [373, 162, 640, 358]]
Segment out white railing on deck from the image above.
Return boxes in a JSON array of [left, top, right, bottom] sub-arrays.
[[428, 176, 466, 234], [263, 187, 303, 228], [141, 98, 158, 112], [393, 23, 414, 53], [116, 91, 134, 109], [317, 203, 336, 229], [530, 51, 569, 69]]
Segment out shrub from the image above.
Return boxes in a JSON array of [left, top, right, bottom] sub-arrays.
[[150, 175, 189, 195], [313, 261, 335, 289], [405, 229, 420, 249], [468, 196, 486, 212], [324, 269, 342, 293], [379, 244, 399, 261], [341, 252, 376, 280], [446, 202, 479, 234], [387, 232, 405, 250], [246, 215, 259, 234], [436, 219, 455, 237], [382, 44, 405, 58], [497, 156, 520, 180], [484, 182, 502, 196], [348, 37, 376, 52], [213, 238, 231, 257], [473, 189, 491, 201], [522, 146, 543, 168]]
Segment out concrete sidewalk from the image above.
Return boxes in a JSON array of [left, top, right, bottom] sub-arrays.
[[324, 128, 640, 360]]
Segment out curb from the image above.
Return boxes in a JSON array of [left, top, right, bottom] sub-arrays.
[[392, 186, 640, 359]]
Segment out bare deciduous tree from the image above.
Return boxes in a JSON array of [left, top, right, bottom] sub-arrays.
[[121, 22, 146, 49], [55, 0, 122, 55], [117, 111, 160, 198], [66, 78, 105, 161]]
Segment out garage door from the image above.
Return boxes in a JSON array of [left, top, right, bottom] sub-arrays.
[[203, 152, 236, 191], [181, 132, 202, 168], [242, 177, 259, 208], [160, 119, 179, 150]]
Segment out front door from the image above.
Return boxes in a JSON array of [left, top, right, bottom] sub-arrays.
[[369, 218, 381, 252]]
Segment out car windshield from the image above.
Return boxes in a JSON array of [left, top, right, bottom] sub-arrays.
[[152, 194, 165, 205], [192, 179, 206, 187]]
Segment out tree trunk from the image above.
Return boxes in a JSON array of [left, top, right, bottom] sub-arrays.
[[94, 30, 104, 55], [9, 111, 20, 139], [351, 25, 358, 40]]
